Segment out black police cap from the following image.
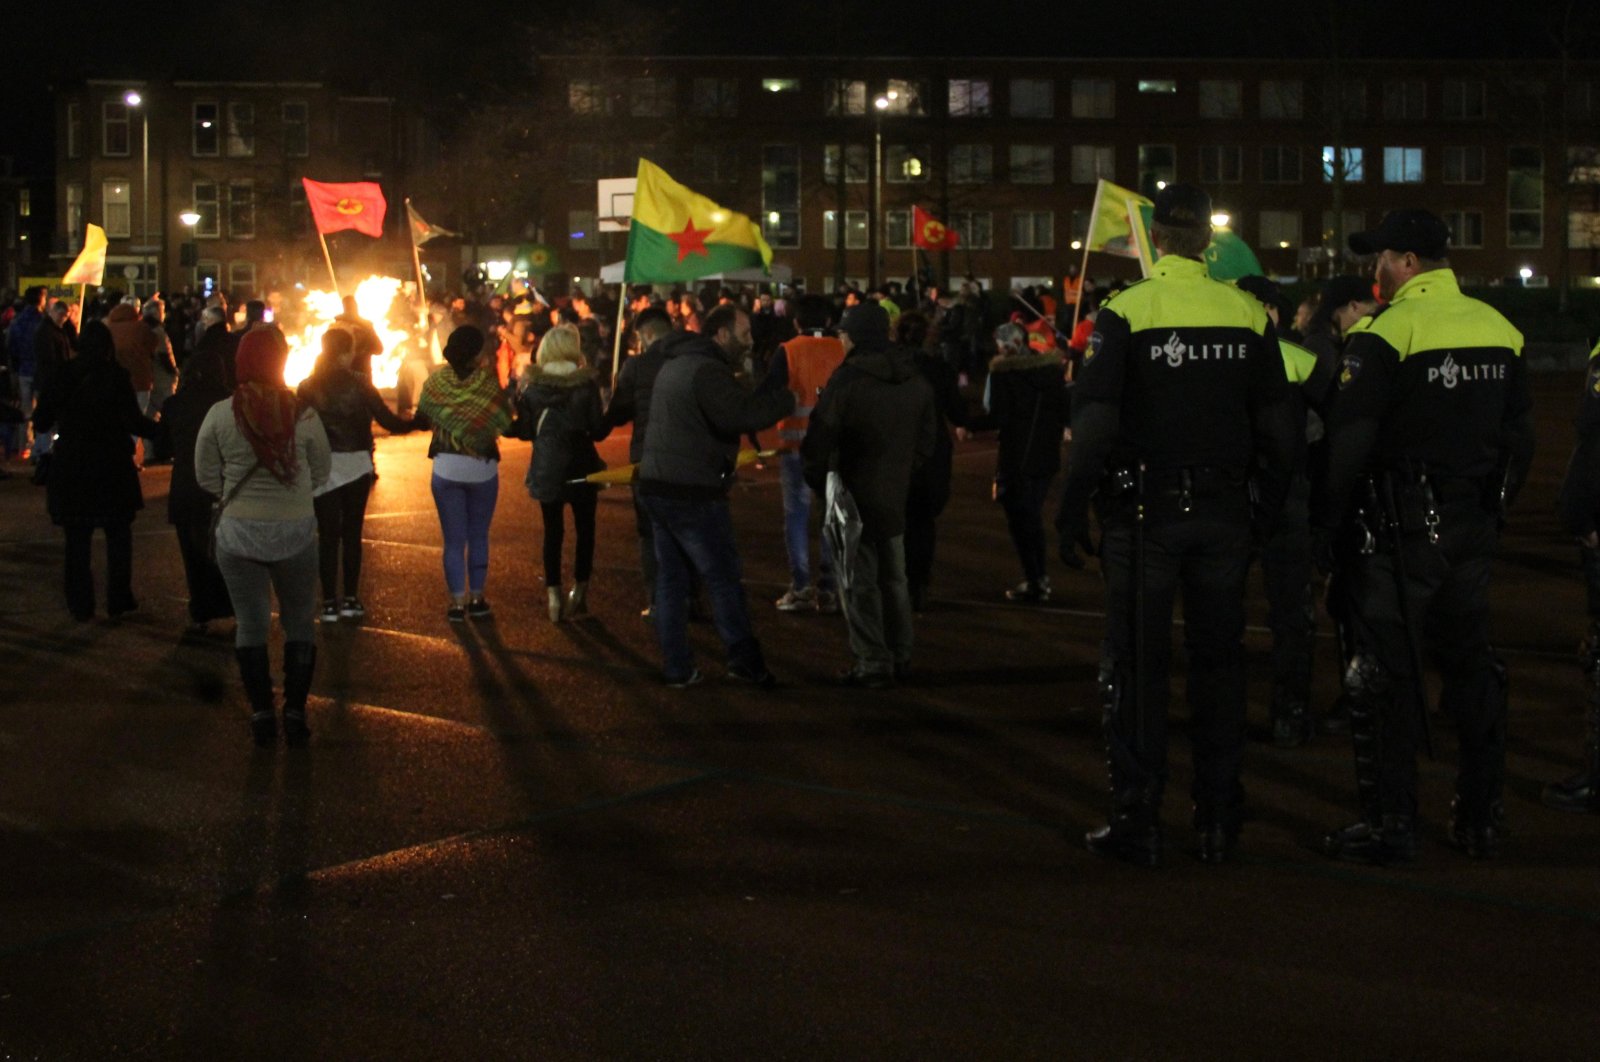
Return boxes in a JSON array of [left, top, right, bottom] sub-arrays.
[[1151, 182, 1212, 230], [1347, 209, 1451, 258]]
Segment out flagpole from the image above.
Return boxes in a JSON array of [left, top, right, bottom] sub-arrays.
[[405, 199, 428, 332], [1070, 237, 1093, 337], [610, 285, 627, 392], [317, 229, 340, 297]]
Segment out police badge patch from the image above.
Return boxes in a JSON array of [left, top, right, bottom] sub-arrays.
[[1086, 330, 1103, 362], [1338, 354, 1362, 389]]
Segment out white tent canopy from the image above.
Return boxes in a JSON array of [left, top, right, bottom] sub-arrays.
[[599, 261, 792, 285]]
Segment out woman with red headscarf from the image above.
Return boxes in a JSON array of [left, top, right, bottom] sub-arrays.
[[195, 327, 331, 748]]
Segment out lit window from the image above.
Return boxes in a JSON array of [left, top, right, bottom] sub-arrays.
[[825, 79, 867, 116], [881, 80, 927, 116], [568, 80, 609, 116], [885, 144, 930, 183], [762, 145, 801, 248], [1382, 147, 1424, 184], [948, 78, 991, 117], [823, 144, 868, 184], [1138, 79, 1176, 94], [762, 79, 800, 94], [226, 101, 255, 157], [822, 210, 869, 250], [1321, 145, 1365, 182]]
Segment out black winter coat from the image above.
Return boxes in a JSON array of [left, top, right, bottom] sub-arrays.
[[297, 366, 412, 452], [986, 354, 1067, 483], [603, 336, 671, 465], [909, 348, 967, 509], [802, 345, 937, 539], [162, 382, 232, 523], [515, 365, 608, 503], [34, 347, 160, 527]]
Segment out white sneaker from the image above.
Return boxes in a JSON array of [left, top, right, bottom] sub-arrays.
[[775, 586, 818, 612]]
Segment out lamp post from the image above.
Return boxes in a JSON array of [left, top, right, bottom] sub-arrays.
[[871, 90, 897, 289], [124, 90, 149, 297], [180, 210, 200, 289]]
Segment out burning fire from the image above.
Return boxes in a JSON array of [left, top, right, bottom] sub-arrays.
[[283, 276, 416, 389]]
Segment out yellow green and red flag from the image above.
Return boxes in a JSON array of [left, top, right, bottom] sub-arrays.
[[1085, 179, 1155, 275], [624, 159, 772, 283]]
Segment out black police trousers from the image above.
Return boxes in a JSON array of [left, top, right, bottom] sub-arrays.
[[1342, 495, 1503, 821], [1260, 471, 1315, 713], [1098, 491, 1253, 821]]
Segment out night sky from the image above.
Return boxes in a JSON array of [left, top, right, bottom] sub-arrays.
[[2, 0, 1592, 177]]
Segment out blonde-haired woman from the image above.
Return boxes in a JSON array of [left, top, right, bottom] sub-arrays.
[[515, 323, 610, 620]]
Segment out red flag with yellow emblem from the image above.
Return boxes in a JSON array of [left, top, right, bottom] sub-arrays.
[[912, 205, 959, 251], [302, 178, 388, 238]]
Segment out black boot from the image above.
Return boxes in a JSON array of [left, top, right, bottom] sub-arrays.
[[1322, 814, 1417, 866], [1323, 658, 1415, 864], [1271, 696, 1313, 749], [1085, 659, 1162, 867], [236, 645, 276, 747], [1448, 797, 1502, 859], [1543, 636, 1600, 813], [1193, 796, 1242, 865], [282, 640, 316, 747]]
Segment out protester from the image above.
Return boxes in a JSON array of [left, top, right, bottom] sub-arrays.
[[197, 327, 331, 747], [896, 310, 967, 611], [515, 323, 610, 621], [5, 286, 46, 459], [160, 339, 236, 634], [417, 326, 514, 621], [32, 319, 163, 620], [603, 306, 677, 618], [297, 327, 416, 622]]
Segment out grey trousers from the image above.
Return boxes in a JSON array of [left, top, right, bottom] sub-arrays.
[[216, 539, 319, 647], [841, 533, 913, 673]]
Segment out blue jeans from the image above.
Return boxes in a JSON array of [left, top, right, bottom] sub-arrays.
[[779, 452, 834, 592], [643, 494, 765, 681], [432, 472, 498, 597]]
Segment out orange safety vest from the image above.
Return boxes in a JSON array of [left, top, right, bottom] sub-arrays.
[[1061, 275, 1082, 306], [776, 333, 846, 447]]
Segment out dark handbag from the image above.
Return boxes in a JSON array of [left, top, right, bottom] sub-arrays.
[[207, 461, 261, 562]]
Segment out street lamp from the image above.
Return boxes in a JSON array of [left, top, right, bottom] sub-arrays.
[[871, 91, 897, 288], [1210, 212, 1231, 228], [124, 90, 149, 296]]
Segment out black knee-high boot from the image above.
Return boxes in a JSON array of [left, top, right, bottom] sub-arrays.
[[282, 641, 316, 747], [236, 645, 276, 747]]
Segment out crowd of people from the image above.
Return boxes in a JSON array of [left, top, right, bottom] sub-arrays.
[[4, 186, 1599, 864]]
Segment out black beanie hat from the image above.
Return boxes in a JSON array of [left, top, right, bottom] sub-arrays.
[[840, 302, 890, 350], [442, 325, 484, 373]]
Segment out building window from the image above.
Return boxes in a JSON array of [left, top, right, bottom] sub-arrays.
[[1011, 210, 1054, 250], [1260, 80, 1303, 119], [1258, 209, 1301, 249], [66, 102, 82, 159], [629, 77, 676, 117], [288, 181, 308, 236], [566, 142, 604, 183], [1443, 79, 1487, 120], [1069, 144, 1115, 184], [885, 143, 930, 183], [1568, 146, 1600, 184], [1199, 145, 1243, 184], [1137, 144, 1176, 198], [1010, 78, 1053, 118], [1138, 79, 1177, 94], [228, 181, 255, 238], [1322, 210, 1366, 247], [568, 209, 599, 249], [761, 145, 801, 248], [691, 143, 739, 185], [226, 101, 255, 157], [193, 101, 219, 156], [761, 78, 800, 94], [886, 210, 913, 250], [1321, 145, 1365, 182], [1570, 211, 1600, 249], [1508, 146, 1543, 248], [1443, 210, 1485, 248], [1009, 144, 1053, 184], [1382, 147, 1424, 184], [196, 259, 221, 292], [17, 189, 30, 218], [1323, 79, 1367, 120], [948, 78, 991, 117], [569, 80, 609, 115], [951, 211, 993, 250], [823, 144, 868, 183], [1382, 79, 1427, 120], [690, 77, 738, 117], [822, 210, 869, 250], [65, 183, 84, 244], [1443, 145, 1485, 184], [102, 180, 131, 238], [1071, 78, 1115, 119], [228, 260, 256, 295], [283, 101, 309, 157], [1198, 80, 1242, 119], [102, 100, 130, 157], [948, 143, 993, 184], [881, 79, 927, 116], [193, 181, 220, 238], [825, 79, 867, 116], [1260, 145, 1302, 184]]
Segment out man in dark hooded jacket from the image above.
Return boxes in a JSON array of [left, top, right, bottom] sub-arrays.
[[801, 301, 937, 688], [638, 304, 794, 687]]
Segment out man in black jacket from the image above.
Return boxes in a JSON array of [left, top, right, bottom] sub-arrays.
[[802, 302, 937, 688], [603, 306, 675, 617], [638, 304, 794, 687]]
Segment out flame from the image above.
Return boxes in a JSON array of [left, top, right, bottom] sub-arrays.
[[282, 276, 414, 389]]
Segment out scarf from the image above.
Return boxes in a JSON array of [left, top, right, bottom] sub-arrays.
[[232, 328, 301, 485], [418, 364, 513, 457]]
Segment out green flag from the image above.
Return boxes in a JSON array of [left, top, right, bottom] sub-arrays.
[[1204, 228, 1263, 281]]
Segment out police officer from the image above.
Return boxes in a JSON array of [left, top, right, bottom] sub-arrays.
[[1547, 336, 1600, 814], [1056, 183, 1300, 866], [1316, 209, 1535, 865]]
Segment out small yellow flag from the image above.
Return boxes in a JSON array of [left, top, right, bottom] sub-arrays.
[[62, 224, 108, 286]]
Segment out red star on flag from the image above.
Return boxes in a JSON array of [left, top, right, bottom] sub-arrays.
[[668, 218, 713, 261]]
